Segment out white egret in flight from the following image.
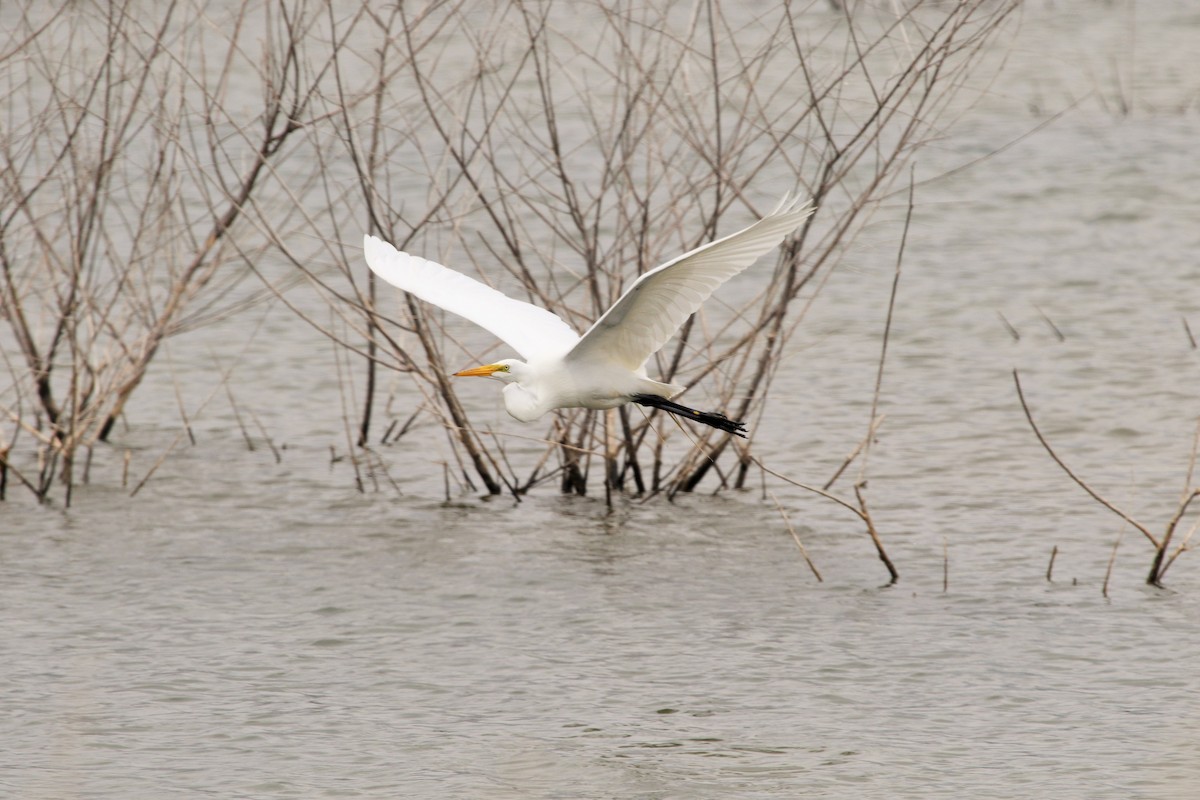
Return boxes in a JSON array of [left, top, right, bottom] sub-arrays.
[[364, 194, 814, 437]]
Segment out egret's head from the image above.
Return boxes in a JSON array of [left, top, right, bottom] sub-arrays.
[[453, 358, 523, 383]]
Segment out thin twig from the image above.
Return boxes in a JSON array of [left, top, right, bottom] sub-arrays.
[[860, 172, 913, 476], [824, 414, 885, 491], [942, 536, 949, 593], [754, 457, 866, 520], [1034, 305, 1066, 342], [1013, 370, 1157, 547], [769, 490, 823, 582], [247, 406, 282, 464], [1103, 527, 1124, 599], [997, 311, 1020, 342], [224, 384, 256, 453], [854, 481, 899, 585]]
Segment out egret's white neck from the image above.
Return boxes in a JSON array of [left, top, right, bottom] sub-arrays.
[[501, 382, 544, 422]]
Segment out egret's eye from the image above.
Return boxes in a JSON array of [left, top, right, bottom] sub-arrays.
[[499, 364, 510, 372]]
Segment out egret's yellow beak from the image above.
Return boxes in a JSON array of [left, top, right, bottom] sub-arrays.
[[454, 363, 505, 378]]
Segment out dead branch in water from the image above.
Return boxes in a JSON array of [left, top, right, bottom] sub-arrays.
[[769, 489, 823, 582], [755, 459, 898, 585], [1014, 370, 1198, 586]]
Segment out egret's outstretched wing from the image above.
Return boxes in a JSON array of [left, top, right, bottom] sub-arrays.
[[566, 194, 814, 370], [364, 235, 580, 360]]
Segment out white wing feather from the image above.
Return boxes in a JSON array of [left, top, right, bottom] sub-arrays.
[[363, 235, 580, 361], [566, 193, 815, 370]]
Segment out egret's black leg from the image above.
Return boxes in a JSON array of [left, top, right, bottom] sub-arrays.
[[631, 394, 748, 438]]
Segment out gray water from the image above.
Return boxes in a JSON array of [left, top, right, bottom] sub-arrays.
[[5, 2, 1200, 798]]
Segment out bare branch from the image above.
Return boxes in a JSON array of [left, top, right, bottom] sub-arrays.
[[1013, 369, 1158, 548]]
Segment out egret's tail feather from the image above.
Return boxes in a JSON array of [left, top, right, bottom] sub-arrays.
[[631, 394, 748, 438]]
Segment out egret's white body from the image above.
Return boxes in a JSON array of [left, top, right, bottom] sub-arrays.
[[363, 194, 814, 434]]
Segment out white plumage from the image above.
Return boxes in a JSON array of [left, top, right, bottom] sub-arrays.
[[364, 193, 814, 435]]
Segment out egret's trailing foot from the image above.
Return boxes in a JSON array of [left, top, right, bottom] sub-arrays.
[[630, 394, 748, 438]]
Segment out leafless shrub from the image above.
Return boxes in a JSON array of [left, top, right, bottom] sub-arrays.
[[263, 0, 1017, 498], [0, 0, 349, 503]]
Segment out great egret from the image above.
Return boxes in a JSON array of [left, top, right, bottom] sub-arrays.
[[364, 194, 814, 437]]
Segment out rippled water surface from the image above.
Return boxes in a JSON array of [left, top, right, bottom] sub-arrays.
[[5, 2, 1200, 798]]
